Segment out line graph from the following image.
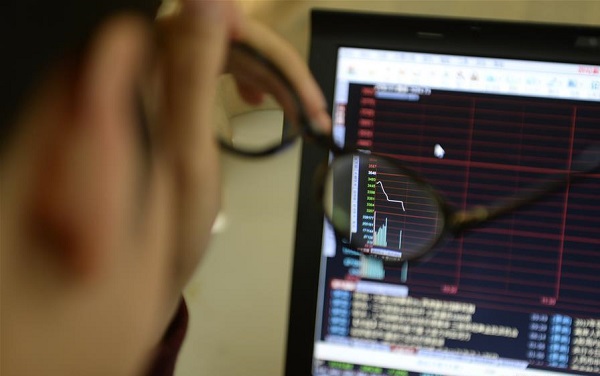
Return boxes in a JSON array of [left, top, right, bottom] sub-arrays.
[[376, 181, 406, 211], [342, 82, 600, 316]]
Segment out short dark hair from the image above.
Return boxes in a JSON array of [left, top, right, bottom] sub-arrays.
[[2, 0, 160, 148]]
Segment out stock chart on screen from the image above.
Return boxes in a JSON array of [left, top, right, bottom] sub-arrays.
[[313, 47, 600, 376]]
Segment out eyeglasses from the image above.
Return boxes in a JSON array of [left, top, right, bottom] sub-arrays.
[[220, 43, 600, 263]]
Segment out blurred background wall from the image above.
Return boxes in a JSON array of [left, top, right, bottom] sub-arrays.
[[241, 1, 600, 59]]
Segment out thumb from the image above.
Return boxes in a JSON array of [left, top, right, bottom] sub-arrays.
[[158, 0, 230, 150]]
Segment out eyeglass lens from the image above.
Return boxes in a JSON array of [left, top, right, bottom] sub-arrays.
[[323, 153, 446, 262], [322, 145, 599, 263]]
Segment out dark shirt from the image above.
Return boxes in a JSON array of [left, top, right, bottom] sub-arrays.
[[145, 299, 189, 376]]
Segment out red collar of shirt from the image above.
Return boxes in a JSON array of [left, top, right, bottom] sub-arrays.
[[145, 299, 189, 376]]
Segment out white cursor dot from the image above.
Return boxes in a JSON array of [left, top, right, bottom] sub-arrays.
[[434, 144, 445, 159]]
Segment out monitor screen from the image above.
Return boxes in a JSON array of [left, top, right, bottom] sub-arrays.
[[314, 47, 600, 375], [308, 46, 599, 375]]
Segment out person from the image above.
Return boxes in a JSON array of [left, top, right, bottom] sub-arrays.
[[0, 1, 330, 375]]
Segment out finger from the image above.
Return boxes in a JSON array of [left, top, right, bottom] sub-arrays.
[[158, 1, 229, 148], [227, 45, 299, 122], [233, 21, 331, 134], [234, 81, 265, 106]]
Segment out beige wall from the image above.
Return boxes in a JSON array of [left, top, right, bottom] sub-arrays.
[[242, 1, 600, 59]]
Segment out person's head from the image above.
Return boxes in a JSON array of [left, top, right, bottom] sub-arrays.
[[2, 1, 229, 374]]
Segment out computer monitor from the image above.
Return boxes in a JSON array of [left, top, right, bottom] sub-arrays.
[[286, 10, 599, 376]]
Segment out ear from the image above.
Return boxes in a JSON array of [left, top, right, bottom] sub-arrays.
[[30, 15, 152, 279]]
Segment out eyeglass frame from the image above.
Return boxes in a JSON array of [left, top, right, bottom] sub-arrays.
[[212, 42, 600, 263]]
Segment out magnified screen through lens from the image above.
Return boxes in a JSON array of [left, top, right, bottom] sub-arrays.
[[323, 153, 446, 262]]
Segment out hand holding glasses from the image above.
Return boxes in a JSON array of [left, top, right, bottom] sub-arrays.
[[220, 42, 600, 263]]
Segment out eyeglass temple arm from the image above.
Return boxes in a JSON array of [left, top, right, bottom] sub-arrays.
[[450, 143, 600, 232]]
